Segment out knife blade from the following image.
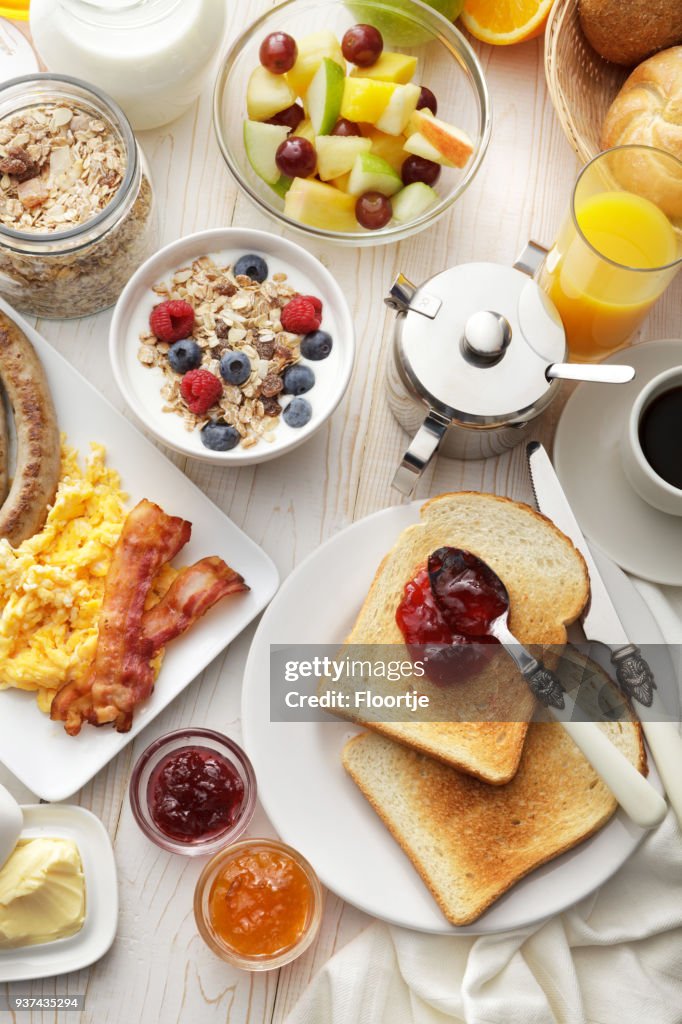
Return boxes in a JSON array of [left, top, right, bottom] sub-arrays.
[[527, 441, 682, 826]]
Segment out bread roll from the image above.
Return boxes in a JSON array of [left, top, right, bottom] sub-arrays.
[[579, 0, 682, 67], [601, 47, 682, 218]]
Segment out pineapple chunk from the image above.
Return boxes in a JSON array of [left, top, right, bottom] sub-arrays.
[[350, 52, 417, 84], [330, 171, 352, 192], [340, 78, 396, 125], [287, 30, 345, 98]]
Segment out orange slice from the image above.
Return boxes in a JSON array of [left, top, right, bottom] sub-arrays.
[[460, 0, 556, 45]]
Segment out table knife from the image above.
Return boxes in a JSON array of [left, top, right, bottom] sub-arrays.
[[528, 441, 682, 827]]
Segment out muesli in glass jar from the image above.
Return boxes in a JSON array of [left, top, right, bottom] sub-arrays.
[[0, 74, 157, 319]]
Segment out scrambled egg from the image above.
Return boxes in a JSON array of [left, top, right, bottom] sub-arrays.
[[0, 441, 174, 714]]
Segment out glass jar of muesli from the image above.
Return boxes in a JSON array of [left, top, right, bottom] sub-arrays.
[[0, 74, 157, 319]]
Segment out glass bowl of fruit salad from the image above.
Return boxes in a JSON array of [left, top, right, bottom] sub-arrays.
[[213, 0, 491, 245]]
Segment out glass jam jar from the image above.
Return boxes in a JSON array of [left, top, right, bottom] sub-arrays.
[[29, 0, 227, 131], [0, 74, 157, 319]]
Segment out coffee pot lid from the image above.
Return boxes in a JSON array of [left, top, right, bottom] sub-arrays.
[[390, 261, 566, 422]]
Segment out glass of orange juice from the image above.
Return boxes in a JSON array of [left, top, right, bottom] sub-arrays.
[[538, 145, 682, 362]]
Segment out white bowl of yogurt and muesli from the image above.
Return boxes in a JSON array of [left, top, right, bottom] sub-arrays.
[[109, 228, 355, 465]]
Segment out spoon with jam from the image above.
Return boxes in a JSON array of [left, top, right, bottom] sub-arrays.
[[426, 547, 667, 829]]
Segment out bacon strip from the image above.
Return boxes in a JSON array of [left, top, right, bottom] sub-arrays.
[[141, 556, 249, 653], [51, 499, 191, 735]]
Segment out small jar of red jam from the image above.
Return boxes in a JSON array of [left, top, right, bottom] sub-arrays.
[[129, 729, 256, 856], [194, 839, 323, 970]]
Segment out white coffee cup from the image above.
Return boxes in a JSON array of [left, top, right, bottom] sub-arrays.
[[621, 366, 682, 516]]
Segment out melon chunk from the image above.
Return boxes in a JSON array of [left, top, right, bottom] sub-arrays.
[[284, 177, 358, 231], [315, 135, 372, 180], [247, 66, 296, 121], [288, 31, 345, 97]]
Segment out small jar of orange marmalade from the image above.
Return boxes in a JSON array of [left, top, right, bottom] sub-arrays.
[[194, 838, 323, 970]]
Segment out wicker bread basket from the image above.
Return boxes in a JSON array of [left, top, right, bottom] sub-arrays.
[[544, 0, 629, 161]]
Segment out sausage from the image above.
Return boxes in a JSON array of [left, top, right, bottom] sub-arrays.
[[0, 311, 61, 546], [0, 383, 8, 507]]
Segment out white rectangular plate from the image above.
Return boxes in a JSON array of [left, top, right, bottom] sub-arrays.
[[0, 805, 118, 981], [0, 299, 279, 801]]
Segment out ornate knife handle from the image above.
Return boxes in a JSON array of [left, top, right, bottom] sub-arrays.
[[611, 645, 656, 708], [526, 664, 566, 710]]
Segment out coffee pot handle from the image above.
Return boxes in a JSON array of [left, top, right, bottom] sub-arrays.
[[392, 412, 448, 496]]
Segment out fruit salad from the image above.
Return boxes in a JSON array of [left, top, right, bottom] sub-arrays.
[[243, 24, 473, 233]]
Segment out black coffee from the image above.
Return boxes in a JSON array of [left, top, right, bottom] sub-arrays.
[[639, 385, 682, 490]]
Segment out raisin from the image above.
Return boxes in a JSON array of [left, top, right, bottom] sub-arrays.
[[0, 146, 40, 182], [261, 397, 281, 417], [215, 320, 230, 340], [256, 339, 275, 360], [261, 373, 283, 398], [216, 280, 237, 297]]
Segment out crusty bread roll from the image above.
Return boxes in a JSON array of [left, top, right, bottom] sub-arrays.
[[601, 47, 682, 218], [579, 0, 682, 67]]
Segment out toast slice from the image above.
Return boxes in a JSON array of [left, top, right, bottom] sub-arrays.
[[343, 668, 647, 926], [334, 492, 589, 784]]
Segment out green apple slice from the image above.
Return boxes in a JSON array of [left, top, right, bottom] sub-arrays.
[[347, 152, 403, 197], [270, 175, 293, 199], [243, 120, 289, 185], [315, 135, 372, 180], [307, 57, 346, 136], [392, 182, 438, 223], [284, 177, 358, 232], [375, 82, 421, 136], [247, 65, 296, 121]]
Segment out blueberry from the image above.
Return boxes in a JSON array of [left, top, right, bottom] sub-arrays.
[[282, 364, 315, 396], [201, 421, 241, 452], [301, 330, 333, 361], [283, 396, 312, 428], [233, 254, 268, 283], [220, 349, 251, 386], [167, 339, 202, 374]]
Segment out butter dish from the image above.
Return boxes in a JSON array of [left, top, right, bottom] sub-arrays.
[[0, 804, 117, 982]]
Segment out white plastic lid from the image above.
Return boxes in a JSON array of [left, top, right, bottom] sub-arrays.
[[0, 19, 39, 84], [0, 784, 23, 870]]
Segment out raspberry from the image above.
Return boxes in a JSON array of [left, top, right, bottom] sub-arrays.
[[301, 294, 323, 317], [281, 296, 321, 335], [180, 369, 223, 415], [150, 300, 195, 343]]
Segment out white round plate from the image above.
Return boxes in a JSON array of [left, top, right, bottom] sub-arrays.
[[110, 228, 354, 466], [242, 502, 665, 935], [554, 339, 682, 586]]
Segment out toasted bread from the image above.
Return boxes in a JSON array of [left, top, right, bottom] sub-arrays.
[[334, 493, 590, 784], [343, 666, 646, 926]]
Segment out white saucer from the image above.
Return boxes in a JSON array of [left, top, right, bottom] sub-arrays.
[[554, 339, 682, 586]]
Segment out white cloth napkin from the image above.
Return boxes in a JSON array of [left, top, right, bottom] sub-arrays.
[[286, 584, 682, 1024]]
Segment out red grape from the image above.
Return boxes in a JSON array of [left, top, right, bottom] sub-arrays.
[[266, 103, 305, 132], [342, 24, 383, 67], [356, 191, 392, 229], [401, 155, 441, 186], [331, 118, 363, 137], [259, 32, 298, 74], [417, 86, 438, 116], [276, 136, 317, 178]]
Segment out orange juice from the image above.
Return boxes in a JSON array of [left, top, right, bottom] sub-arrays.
[[540, 190, 680, 361]]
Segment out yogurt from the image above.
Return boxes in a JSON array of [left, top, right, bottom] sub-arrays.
[[29, 0, 227, 131]]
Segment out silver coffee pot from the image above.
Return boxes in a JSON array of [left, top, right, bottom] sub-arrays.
[[385, 243, 635, 495]]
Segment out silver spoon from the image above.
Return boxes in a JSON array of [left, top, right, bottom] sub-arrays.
[[428, 549, 666, 829]]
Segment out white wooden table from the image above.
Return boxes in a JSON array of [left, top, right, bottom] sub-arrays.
[[1, 5, 680, 1022]]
